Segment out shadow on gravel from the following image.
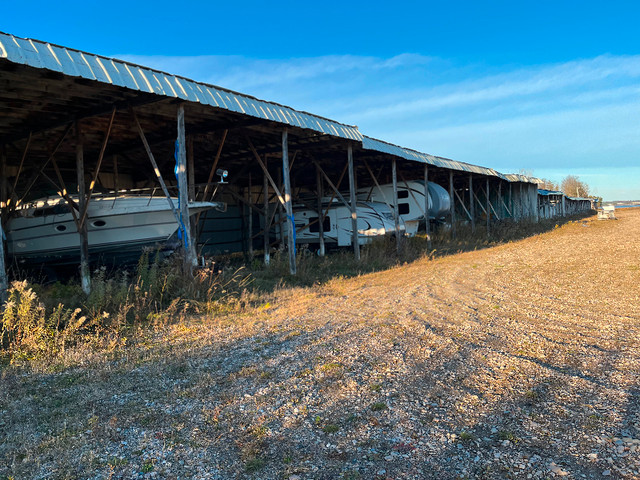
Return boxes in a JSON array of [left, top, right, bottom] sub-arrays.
[[2, 308, 638, 480]]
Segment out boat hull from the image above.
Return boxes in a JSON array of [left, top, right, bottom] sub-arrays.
[[6, 196, 219, 267]]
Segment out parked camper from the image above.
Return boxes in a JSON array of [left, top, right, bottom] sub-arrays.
[[272, 200, 404, 247], [357, 180, 451, 235]]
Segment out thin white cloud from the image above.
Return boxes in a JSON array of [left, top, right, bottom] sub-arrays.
[[112, 51, 640, 199]]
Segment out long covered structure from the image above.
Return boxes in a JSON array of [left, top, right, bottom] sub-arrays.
[[0, 32, 592, 297]]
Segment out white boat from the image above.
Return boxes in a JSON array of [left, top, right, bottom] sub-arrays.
[[5, 195, 223, 267], [357, 180, 451, 236], [272, 200, 405, 247]]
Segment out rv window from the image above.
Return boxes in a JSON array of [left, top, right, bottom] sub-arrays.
[[398, 190, 409, 199], [308, 216, 331, 233], [399, 203, 410, 215]]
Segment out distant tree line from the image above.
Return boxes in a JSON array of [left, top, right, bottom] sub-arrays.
[[535, 175, 593, 198]]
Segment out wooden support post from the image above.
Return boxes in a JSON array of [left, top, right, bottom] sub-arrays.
[[263, 159, 270, 265], [391, 158, 401, 254], [533, 185, 540, 222], [348, 145, 360, 260], [316, 164, 325, 257], [449, 171, 456, 238], [76, 122, 91, 295], [177, 104, 196, 271], [486, 177, 490, 235], [314, 161, 350, 208], [79, 107, 116, 229], [1, 146, 7, 214], [131, 107, 180, 224], [248, 173, 253, 258], [278, 167, 285, 247], [0, 217, 6, 303], [509, 183, 513, 219], [10, 132, 32, 207], [20, 125, 72, 206], [562, 194, 566, 217], [113, 154, 119, 193], [363, 159, 394, 210], [499, 191, 512, 217], [454, 189, 472, 220], [519, 183, 524, 218], [424, 165, 431, 249], [0, 146, 6, 302], [202, 130, 228, 201], [498, 181, 502, 219], [187, 136, 195, 202], [469, 174, 475, 232], [282, 129, 296, 275]]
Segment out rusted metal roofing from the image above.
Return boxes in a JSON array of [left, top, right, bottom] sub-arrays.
[[0, 31, 362, 141], [361, 136, 517, 180]]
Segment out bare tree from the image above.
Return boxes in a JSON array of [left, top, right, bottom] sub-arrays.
[[561, 175, 590, 197], [538, 178, 559, 191]]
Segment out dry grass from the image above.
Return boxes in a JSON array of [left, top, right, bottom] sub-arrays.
[[2, 209, 640, 479]]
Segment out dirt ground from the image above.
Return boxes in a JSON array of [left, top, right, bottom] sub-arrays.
[[1, 209, 639, 479]]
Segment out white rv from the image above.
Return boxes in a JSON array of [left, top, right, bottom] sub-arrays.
[[273, 200, 404, 247], [357, 180, 450, 236]]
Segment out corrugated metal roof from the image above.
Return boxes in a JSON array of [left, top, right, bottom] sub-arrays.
[[503, 173, 539, 184], [361, 136, 516, 180], [538, 189, 564, 196], [0, 32, 363, 141], [0, 31, 547, 184]]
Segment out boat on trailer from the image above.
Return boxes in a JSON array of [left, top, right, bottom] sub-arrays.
[[273, 199, 405, 247], [357, 180, 451, 236], [5, 194, 223, 267]]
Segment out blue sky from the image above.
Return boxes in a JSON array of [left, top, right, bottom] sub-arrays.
[[3, 1, 640, 200]]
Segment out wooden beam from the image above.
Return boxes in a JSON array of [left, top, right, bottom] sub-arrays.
[[472, 189, 488, 215], [314, 160, 348, 224], [498, 181, 503, 219], [469, 174, 475, 232], [0, 217, 7, 303], [10, 132, 32, 204], [246, 136, 287, 207], [18, 124, 73, 206], [1, 146, 6, 213], [348, 144, 360, 260], [509, 183, 514, 219], [187, 135, 195, 202], [263, 158, 270, 265], [248, 173, 253, 258], [398, 169, 425, 218], [130, 107, 180, 225], [282, 129, 296, 275], [499, 183, 512, 217], [49, 151, 80, 225], [177, 104, 196, 270], [424, 165, 431, 248], [392, 158, 401, 254], [316, 164, 325, 257], [0, 96, 168, 146], [313, 160, 350, 209], [454, 188, 472, 221], [76, 122, 91, 295], [202, 129, 229, 201], [113, 155, 119, 203], [449, 171, 456, 237], [486, 177, 490, 235], [363, 159, 394, 212], [79, 106, 116, 229]]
